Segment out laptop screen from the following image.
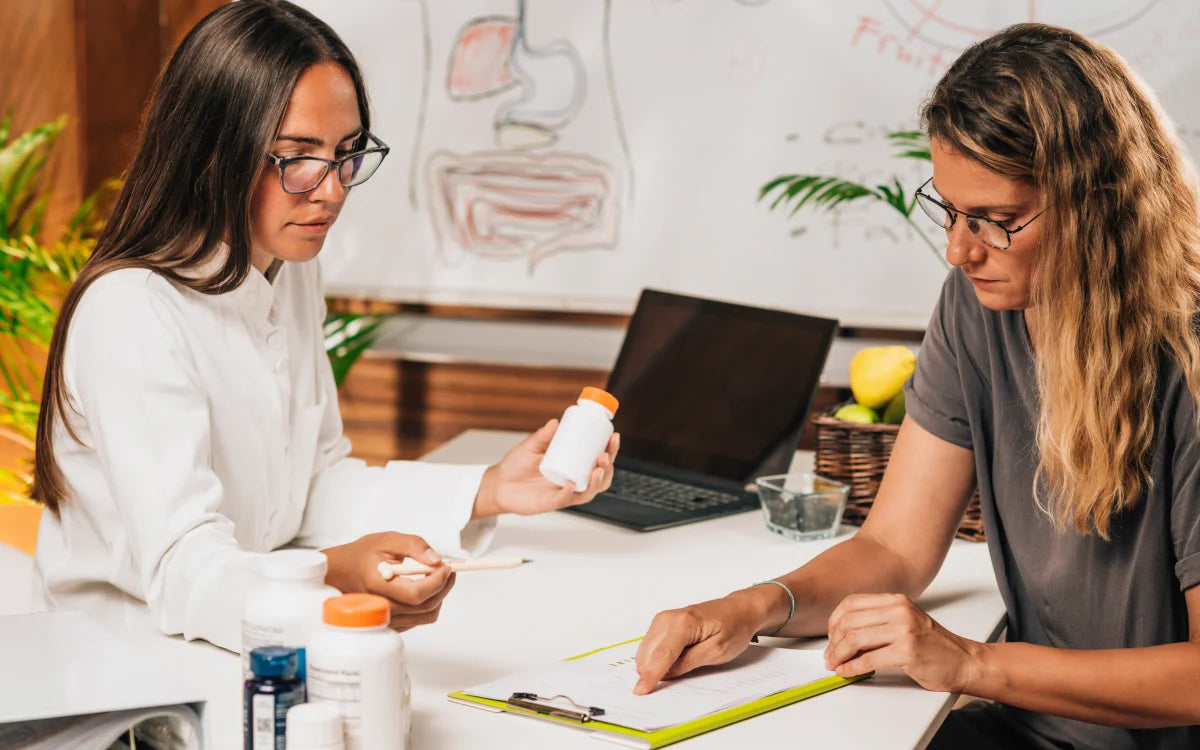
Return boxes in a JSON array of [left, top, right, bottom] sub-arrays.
[[605, 289, 838, 482]]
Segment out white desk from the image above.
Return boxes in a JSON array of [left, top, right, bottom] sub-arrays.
[[4, 430, 1005, 749]]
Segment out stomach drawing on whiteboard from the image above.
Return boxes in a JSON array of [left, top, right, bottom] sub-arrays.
[[412, 0, 632, 273], [883, 1, 1162, 49]]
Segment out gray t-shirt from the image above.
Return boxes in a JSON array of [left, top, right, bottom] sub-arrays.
[[904, 269, 1200, 750]]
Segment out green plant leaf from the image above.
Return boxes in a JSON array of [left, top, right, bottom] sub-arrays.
[[758, 174, 799, 201], [0, 112, 11, 148], [0, 466, 36, 506], [0, 115, 66, 240], [324, 312, 384, 387], [888, 130, 931, 162], [876, 178, 912, 216], [760, 174, 885, 218], [67, 178, 121, 241], [0, 116, 65, 184]]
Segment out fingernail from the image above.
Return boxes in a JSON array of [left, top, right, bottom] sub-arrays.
[[423, 549, 442, 564]]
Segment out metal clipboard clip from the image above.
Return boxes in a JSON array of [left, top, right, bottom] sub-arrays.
[[506, 692, 607, 723]]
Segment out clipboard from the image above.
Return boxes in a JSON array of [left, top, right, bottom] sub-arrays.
[[447, 638, 870, 749]]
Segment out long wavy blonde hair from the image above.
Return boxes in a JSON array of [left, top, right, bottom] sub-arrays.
[[922, 24, 1200, 538]]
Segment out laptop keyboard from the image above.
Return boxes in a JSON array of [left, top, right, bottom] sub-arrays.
[[606, 469, 746, 513]]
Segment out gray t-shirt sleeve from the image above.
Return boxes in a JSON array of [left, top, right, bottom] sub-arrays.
[[903, 272, 974, 450], [1170, 383, 1200, 591]]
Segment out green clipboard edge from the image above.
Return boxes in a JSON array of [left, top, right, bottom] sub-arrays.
[[448, 637, 872, 749]]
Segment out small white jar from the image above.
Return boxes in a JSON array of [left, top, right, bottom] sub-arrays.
[[287, 702, 346, 750], [539, 387, 619, 491], [242, 549, 340, 680], [307, 594, 409, 750]]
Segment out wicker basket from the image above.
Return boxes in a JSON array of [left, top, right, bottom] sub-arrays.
[[813, 405, 986, 542]]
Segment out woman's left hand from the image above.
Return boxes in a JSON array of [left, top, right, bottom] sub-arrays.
[[824, 593, 982, 693], [472, 419, 619, 518]]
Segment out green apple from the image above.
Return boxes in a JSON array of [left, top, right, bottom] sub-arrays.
[[834, 403, 880, 424]]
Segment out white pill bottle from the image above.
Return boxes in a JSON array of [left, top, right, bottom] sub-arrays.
[[287, 701, 346, 750], [539, 387, 619, 491], [242, 549, 340, 680], [307, 594, 409, 750]]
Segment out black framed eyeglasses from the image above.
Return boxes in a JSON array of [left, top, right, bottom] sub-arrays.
[[914, 177, 1043, 250], [265, 130, 390, 194]]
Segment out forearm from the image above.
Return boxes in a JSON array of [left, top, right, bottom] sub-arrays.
[[969, 640, 1200, 727], [737, 532, 925, 638]]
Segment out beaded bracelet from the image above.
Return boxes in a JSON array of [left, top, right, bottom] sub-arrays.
[[751, 579, 796, 638]]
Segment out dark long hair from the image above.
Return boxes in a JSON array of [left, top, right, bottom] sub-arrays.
[[33, 0, 371, 511], [922, 24, 1200, 537]]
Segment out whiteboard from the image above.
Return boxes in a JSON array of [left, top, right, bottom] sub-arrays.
[[302, 0, 1200, 328]]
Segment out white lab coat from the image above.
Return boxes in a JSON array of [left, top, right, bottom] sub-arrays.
[[33, 259, 495, 652]]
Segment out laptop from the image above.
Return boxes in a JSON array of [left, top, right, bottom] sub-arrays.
[[562, 288, 838, 531]]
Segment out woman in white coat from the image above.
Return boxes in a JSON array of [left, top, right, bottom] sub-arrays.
[[29, 0, 618, 652]]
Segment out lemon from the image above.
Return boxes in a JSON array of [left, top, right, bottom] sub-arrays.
[[882, 391, 906, 425], [834, 403, 880, 424], [849, 346, 916, 409]]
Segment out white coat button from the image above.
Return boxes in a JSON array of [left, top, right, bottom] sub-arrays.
[[266, 330, 284, 350]]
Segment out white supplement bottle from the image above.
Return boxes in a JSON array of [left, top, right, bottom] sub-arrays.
[[538, 387, 619, 491], [307, 594, 409, 750], [242, 549, 340, 680], [287, 702, 346, 750]]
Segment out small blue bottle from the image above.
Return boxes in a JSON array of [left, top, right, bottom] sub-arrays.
[[245, 645, 306, 750]]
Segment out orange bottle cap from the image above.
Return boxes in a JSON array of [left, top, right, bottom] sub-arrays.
[[323, 593, 389, 628], [580, 387, 619, 416]]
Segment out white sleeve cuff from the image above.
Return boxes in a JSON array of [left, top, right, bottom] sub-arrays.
[[348, 461, 495, 558], [378, 461, 495, 557]]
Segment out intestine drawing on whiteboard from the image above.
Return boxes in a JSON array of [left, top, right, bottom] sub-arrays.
[[410, 0, 633, 272]]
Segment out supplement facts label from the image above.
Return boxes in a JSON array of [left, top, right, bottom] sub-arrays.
[[308, 665, 364, 746], [242, 621, 284, 670]]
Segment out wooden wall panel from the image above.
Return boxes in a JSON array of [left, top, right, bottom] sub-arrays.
[[339, 358, 609, 464], [0, 0, 228, 231], [0, 0, 84, 235], [161, 0, 227, 54], [75, 0, 162, 192], [338, 356, 847, 465]]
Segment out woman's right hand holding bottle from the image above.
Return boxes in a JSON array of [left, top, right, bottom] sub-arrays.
[[322, 531, 456, 631]]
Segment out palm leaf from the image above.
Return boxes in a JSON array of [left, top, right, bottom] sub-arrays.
[[888, 130, 931, 162], [5, 148, 52, 235], [0, 116, 66, 240], [760, 174, 885, 217], [0, 467, 37, 506], [323, 312, 384, 387], [759, 129, 947, 268], [876, 178, 912, 216], [66, 178, 121, 241]]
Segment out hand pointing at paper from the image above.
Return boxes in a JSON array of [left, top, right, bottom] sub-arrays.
[[632, 590, 781, 695]]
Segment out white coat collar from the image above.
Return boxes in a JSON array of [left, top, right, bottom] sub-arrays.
[[176, 244, 278, 326]]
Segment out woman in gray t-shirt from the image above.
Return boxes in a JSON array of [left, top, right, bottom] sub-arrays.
[[631, 23, 1200, 750]]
